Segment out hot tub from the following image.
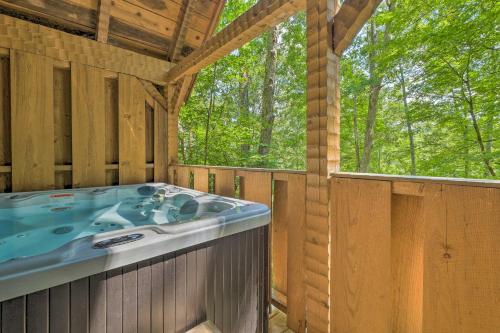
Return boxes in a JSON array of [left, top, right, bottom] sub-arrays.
[[0, 183, 270, 332]]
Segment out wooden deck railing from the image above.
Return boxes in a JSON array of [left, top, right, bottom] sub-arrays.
[[170, 166, 500, 332], [170, 164, 307, 332], [330, 172, 500, 332]]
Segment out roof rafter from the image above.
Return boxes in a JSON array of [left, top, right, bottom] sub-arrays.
[[332, 0, 382, 55], [168, 0, 225, 115], [165, 0, 306, 83], [96, 0, 111, 43], [170, 0, 196, 62]]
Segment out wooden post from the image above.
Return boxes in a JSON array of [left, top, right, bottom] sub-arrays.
[[166, 84, 178, 184], [305, 0, 341, 332]]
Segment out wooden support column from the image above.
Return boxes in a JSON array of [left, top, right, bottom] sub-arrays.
[[166, 84, 178, 183], [305, 0, 341, 332]]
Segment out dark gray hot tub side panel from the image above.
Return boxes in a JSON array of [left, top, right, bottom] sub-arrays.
[[0, 226, 269, 333]]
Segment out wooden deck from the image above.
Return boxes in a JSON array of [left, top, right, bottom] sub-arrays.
[[270, 306, 294, 333]]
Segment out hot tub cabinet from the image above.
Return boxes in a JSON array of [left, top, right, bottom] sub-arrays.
[[0, 227, 268, 333], [0, 184, 270, 333]]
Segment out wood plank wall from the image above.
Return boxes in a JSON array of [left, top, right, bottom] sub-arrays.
[[0, 227, 268, 333], [171, 165, 307, 332], [0, 46, 168, 193], [330, 176, 500, 333]]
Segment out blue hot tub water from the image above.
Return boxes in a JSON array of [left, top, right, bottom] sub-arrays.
[[0, 184, 240, 263]]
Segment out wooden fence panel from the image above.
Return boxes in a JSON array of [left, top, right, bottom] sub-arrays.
[[330, 177, 392, 333], [238, 171, 272, 207], [213, 169, 235, 197], [177, 166, 191, 188], [423, 184, 500, 333], [71, 63, 106, 188], [118, 74, 146, 185], [193, 167, 209, 192], [286, 173, 306, 333], [10, 50, 55, 192]]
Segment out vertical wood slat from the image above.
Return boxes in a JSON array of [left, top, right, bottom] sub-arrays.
[[104, 77, 119, 185], [106, 269, 122, 333], [89, 273, 106, 333], [286, 173, 306, 333], [0, 54, 10, 193], [238, 232, 248, 333], [193, 167, 209, 192], [151, 257, 164, 333], [206, 246, 215, 325], [239, 171, 272, 207], [175, 253, 187, 333], [53, 67, 72, 189], [1, 297, 25, 333], [49, 285, 70, 333], [10, 50, 54, 192], [423, 185, 500, 333], [26, 290, 49, 333], [154, 101, 168, 182], [118, 74, 146, 184], [213, 169, 235, 197], [214, 242, 224, 330], [196, 248, 207, 325], [177, 165, 191, 188], [222, 238, 232, 333], [138, 261, 152, 333], [230, 236, 239, 333], [272, 180, 288, 299], [163, 254, 176, 333], [186, 251, 197, 330], [330, 178, 392, 333], [391, 194, 424, 333], [122, 264, 138, 333], [71, 63, 106, 188], [70, 278, 89, 333]]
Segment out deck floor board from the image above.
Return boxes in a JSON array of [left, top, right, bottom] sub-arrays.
[[269, 306, 293, 333]]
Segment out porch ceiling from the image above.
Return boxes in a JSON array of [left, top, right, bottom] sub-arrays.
[[0, 0, 224, 61]]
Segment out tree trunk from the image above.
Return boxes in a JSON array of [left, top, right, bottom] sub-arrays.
[[360, 21, 383, 173], [179, 128, 187, 163], [258, 27, 278, 165], [352, 94, 361, 171], [240, 71, 251, 155], [462, 76, 496, 176], [359, 1, 394, 173], [203, 63, 218, 165], [399, 63, 417, 175]]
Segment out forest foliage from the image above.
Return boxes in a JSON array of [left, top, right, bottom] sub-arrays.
[[178, 0, 499, 179]]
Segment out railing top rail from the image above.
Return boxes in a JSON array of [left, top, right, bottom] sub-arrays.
[[172, 164, 307, 175], [331, 172, 500, 189]]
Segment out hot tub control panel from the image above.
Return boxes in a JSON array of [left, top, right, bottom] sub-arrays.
[[92, 233, 144, 249]]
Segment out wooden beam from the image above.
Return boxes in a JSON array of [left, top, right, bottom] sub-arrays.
[[167, 0, 225, 116], [139, 79, 167, 110], [173, 75, 193, 114], [165, 0, 306, 82], [170, 0, 196, 62], [96, 0, 111, 43], [332, 0, 382, 55]]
